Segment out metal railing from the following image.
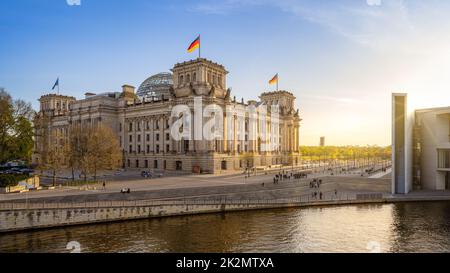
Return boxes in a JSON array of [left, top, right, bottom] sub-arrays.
[[0, 191, 386, 211]]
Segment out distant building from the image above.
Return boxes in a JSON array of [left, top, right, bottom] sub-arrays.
[[32, 58, 302, 174], [320, 137, 325, 147], [392, 93, 450, 194]]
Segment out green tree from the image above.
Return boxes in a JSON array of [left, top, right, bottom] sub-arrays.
[[0, 88, 35, 164]]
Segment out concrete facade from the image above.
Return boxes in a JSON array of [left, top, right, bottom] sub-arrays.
[[414, 107, 450, 190], [392, 93, 450, 192], [392, 93, 414, 194]]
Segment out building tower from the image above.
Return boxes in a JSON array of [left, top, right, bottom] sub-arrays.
[[171, 58, 229, 99], [320, 137, 325, 147]]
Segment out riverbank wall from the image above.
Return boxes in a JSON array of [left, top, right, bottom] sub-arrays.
[[1, 193, 450, 233], [0, 197, 386, 233]]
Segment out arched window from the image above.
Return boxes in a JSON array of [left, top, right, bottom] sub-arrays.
[[179, 75, 184, 85], [193, 72, 197, 82], [208, 72, 211, 83], [218, 75, 222, 87], [187, 74, 191, 83]]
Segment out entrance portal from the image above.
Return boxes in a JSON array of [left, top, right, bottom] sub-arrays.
[[176, 161, 182, 171]]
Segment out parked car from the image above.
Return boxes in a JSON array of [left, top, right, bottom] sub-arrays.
[[19, 169, 35, 175]]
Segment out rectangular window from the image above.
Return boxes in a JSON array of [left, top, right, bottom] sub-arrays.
[[156, 145, 160, 153], [129, 145, 132, 153], [146, 134, 150, 141], [138, 135, 141, 142], [129, 135, 132, 142], [138, 145, 141, 153], [166, 133, 170, 141], [166, 144, 170, 153], [154, 160, 158, 169], [438, 150, 450, 169], [156, 134, 160, 141], [147, 145, 150, 153], [136, 160, 139, 168], [129, 122, 133, 132]]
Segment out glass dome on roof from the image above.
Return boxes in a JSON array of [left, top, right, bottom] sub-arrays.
[[136, 72, 173, 99]]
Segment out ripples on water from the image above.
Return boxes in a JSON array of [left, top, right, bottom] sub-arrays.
[[1, 202, 450, 253]]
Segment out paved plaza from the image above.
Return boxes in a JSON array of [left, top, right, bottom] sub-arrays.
[[0, 165, 392, 203]]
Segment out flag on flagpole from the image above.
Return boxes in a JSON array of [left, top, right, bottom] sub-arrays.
[[269, 74, 278, 85], [52, 78, 59, 91], [187, 35, 201, 54], [269, 74, 279, 91]]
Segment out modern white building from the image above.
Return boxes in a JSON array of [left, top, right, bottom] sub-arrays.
[[392, 93, 450, 194]]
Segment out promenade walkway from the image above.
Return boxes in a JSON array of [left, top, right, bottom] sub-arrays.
[[0, 176, 390, 204]]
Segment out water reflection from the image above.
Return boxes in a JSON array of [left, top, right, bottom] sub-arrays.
[[1, 202, 450, 253]]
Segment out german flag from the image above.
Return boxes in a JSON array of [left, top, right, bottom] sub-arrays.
[[187, 35, 200, 53], [269, 74, 278, 85]]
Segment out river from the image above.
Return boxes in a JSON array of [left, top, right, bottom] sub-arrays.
[[1, 201, 450, 253]]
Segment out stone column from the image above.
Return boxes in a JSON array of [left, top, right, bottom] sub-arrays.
[[223, 113, 228, 152], [233, 115, 237, 153]]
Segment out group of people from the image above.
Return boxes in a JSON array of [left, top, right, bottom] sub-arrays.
[[310, 179, 323, 200], [311, 191, 323, 200], [271, 171, 309, 185], [309, 178, 322, 189]]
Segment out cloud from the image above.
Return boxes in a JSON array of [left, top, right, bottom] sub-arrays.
[[366, 0, 382, 6], [302, 95, 366, 105], [189, 0, 450, 54]]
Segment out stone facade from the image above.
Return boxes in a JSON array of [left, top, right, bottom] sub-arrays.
[[33, 58, 301, 174]]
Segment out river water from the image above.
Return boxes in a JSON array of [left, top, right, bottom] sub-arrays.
[[1, 201, 450, 253]]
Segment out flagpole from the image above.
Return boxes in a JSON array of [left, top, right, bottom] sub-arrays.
[[58, 77, 60, 95], [277, 75, 279, 92], [199, 34, 201, 59]]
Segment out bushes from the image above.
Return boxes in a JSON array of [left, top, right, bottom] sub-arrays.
[[0, 174, 29, 188]]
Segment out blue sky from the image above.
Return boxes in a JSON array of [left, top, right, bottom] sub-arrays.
[[2, 0, 450, 146]]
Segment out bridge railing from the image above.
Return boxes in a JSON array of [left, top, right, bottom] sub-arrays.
[[0, 191, 386, 211]]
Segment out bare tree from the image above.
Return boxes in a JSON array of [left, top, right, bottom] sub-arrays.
[[86, 125, 122, 181], [41, 131, 68, 186], [69, 124, 121, 181]]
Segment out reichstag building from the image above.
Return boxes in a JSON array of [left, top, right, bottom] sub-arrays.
[[33, 58, 301, 174]]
